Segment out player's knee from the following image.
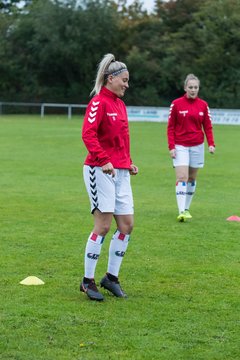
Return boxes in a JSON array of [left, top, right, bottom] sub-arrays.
[[102, 223, 111, 236], [119, 221, 134, 235], [94, 222, 111, 237]]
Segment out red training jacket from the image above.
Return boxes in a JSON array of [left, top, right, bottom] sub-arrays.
[[167, 94, 215, 150], [82, 86, 132, 169]]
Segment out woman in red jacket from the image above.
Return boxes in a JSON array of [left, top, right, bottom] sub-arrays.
[[167, 74, 215, 222], [80, 54, 138, 301]]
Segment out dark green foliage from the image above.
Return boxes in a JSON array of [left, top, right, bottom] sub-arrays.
[[0, 0, 239, 107]]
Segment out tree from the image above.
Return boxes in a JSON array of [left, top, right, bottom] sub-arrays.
[[146, 0, 240, 107], [192, 0, 240, 107], [0, 0, 33, 13], [0, 0, 124, 102], [0, 0, 239, 107]]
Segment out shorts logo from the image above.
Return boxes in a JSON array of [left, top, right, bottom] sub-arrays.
[[89, 167, 98, 208], [87, 253, 99, 260], [88, 101, 100, 123], [115, 251, 125, 257], [199, 112, 204, 116]]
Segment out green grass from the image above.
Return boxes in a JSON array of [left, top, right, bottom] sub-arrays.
[[0, 115, 240, 360]]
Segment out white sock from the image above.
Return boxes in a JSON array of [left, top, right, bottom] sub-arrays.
[[84, 232, 105, 279], [185, 181, 196, 211], [176, 181, 187, 213], [107, 230, 130, 277]]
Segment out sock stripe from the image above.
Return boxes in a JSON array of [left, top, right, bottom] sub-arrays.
[[118, 233, 126, 241], [90, 232, 105, 244], [176, 181, 186, 186]]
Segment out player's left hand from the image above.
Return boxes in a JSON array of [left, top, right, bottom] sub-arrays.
[[209, 146, 215, 154], [129, 164, 138, 175]]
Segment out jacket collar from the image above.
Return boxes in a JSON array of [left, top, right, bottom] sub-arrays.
[[184, 93, 198, 102], [100, 86, 118, 100]]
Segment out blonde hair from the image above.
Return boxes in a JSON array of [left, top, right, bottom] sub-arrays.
[[184, 73, 200, 88], [90, 53, 128, 96]]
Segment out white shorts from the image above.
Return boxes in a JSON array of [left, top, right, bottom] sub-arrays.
[[83, 165, 134, 215], [173, 143, 204, 168]]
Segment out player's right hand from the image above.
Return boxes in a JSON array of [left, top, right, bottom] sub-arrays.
[[102, 162, 116, 177], [170, 149, 176, 158]]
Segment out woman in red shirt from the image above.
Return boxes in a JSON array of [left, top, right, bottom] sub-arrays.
[[167, 74, 215, 222], [80, 54, 138, 301]]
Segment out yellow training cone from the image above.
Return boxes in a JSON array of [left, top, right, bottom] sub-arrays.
[[20, 276, 45, 286]]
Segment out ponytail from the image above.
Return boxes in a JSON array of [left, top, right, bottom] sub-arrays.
[[90, 53, 127, 96]]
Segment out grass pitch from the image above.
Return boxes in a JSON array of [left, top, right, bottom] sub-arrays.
[[0, 115, 240, 359]]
